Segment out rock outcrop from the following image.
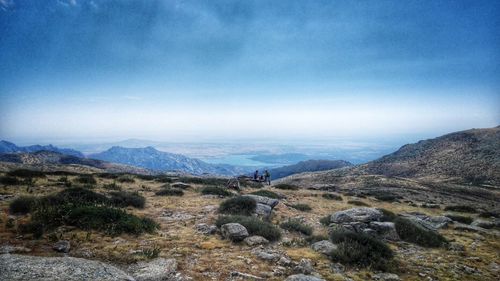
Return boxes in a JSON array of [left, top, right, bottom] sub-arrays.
[[221, 223, 249, 241]]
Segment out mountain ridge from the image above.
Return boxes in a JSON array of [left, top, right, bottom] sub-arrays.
[[0, 140, 84, 158]]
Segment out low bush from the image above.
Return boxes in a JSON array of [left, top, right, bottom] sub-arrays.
[[9, 196, 37, 214], [116, 175, 135, 183], [75, 175, 97, 185], [288, 203, 312, 212], [479, 211, 500, 218], [444, 205, 478, 213], [274, 183, 299, 190], [320, 215, 331, 226], [103, 182, 121, 190], [96, 173, 121, 179], [0, 176, 20, 185], [179, 177, 227, 186], [216, 215, 281, 241], [219, 196, 256, 216], [445, 214, 473, 224], [7, 169, 46, 178], [109, 191, 145, 208], [305, 234, 329, 244], [40, 187, 108, 207], [134, 174, 156, 181], [394, 217, 446, 247], [347, 200, 370, 207], [249, 190, 282, 199], [280, 219, 313, 235], [18, 221, 45, 239], [329, 229, 393, 270], [241, 181, 264, 188], [201, 186, 234, 197], [374, 194, 399, 202], [155, 189, 184, 196], [155, 176, 174, 183], [322, 193, 342, 201], [378, 208, 397, 222]]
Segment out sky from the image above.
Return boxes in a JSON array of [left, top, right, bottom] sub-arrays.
[[0, 0, 499, 143]]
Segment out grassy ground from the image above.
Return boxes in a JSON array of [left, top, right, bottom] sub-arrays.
[[0, 173, 499, 280]]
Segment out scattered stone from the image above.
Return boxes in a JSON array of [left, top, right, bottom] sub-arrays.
[[195, 223, 218, 235], [243, 194, 279, 208], [229, 271, 265, 280], [253, 250, 280, 262], [53, 240, 71, 253], [254, 203, 272, 218], [311, 240, 337, 255], [372, 273, 400, 281], [330, 208, 383, 224], [447, 242, 465, 252], [0, 254, 134, 281], [0, 245, 31, 254], [294, 259, 314, 275], [160, 211, 194, 221], [278, 256, 293, 266], [244, 235, 269, 246], [285, 274, 325, 281], [128, 258, 178, 281], [171, 182, 191, 189], [221, 223, 249, 242]]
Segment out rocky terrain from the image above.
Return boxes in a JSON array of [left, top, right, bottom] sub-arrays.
[[270, 160, 353, 180], [0, 140, 84, 158]]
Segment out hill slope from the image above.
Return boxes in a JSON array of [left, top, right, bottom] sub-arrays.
[[0, 140, 84, 158], [362, 126, 500, 184], [269, 159, 352, 180], [90, 146, 245, 176]]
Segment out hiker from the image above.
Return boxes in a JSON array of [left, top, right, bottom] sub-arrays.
[[264, 170, 271, 185], [253, 170, 259, 180]]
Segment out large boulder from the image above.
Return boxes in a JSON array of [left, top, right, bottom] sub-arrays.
[[285, 274, 326, 281], [128, 258, 178, 281], [369, 222, 400, 241], [311, 240, 337, 255], [244, 235, 269, 246], [221, 223, 249, 241], [53, 240, 71, 253], [243, 195, 279, 208], [330, 208, 383, 223], [0, 254, 134, 281], [254, 203, 272, 218]]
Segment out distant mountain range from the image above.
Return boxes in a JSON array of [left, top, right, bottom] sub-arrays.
[[89, 146, 247, 176], [269, 159, 353, 180], [0, 140, 84, 158]]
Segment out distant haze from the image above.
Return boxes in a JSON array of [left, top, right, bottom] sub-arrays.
[[1, 1, 499, 142]]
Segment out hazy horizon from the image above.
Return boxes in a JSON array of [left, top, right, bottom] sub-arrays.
[[1, 1, 499, 142]]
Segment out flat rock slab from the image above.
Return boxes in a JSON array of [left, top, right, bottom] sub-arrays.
[[285, 274, 326, 281], [128, 258, 177, 281], [311, 240, 337, 255], [0, 254, 134, 281], [330, 207, 383, 223], [243, 195, 279, 208]]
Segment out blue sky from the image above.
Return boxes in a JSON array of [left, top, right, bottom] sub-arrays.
[[0, 0, 499, 142]]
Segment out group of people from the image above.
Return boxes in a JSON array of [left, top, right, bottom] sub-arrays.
[[253, 169, 271, 185]]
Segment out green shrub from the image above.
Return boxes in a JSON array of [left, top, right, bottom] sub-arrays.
[[280, 219, 313, 235], [155, 176, 174, 183], [479, 211, 500, 218], [241, 181, 264, 188], [249, 190, 282, 199], [322, 193, 342, 200], [39, 187, 108, 207], [116, 175, 135, 183], [445, 214, 473, 224], [329, 229, 393, 270], [305, 234, 329, 244], [378, 208, 397, 222], [103, 182, 121, 190], [444, 205, 477, 213], [0, 176, 20, 185], [155, 188, 184, 196], [18, 221, 45, 239], [347, 200, 370, 207], [135, 174, 156, 181], [201, 186, 234, 197], [75, 175, 97, 185], [7, 169, 45, 178], [109, 191, 145, 208], [374, 194, 399, 202], [216, 215, 281, 241], [274, 183, 299, 190], [394, 217, 446, 247], [288, 203, 312, 212], [96, 173, 120, 179], [9, 196, 37, 214], [320, 215, 331, 226], [179, 177, 227, 186], [219, 196, 256, 216]]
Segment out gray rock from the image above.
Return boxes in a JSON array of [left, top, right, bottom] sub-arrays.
[[471, 219, 495, 229], [253, 250, 280, 261], [254, 203, 272, 218], [221, 223, 249, 241], [294, 259, 314, 275], [243, 194, 279, 208], [53, 240, 71, 253], [330, 208, 383, 224], [0, 245, 31, 254], [0, 254, 134, 281], [285, 274, 325, 281], [401, 213, 452, 231], [369, 221, 400, 241], [453, 223, 488, 233], [229, 271, 265, 280], [244, 235, 269, 246], [195, 223, 218, 235], [311, 240, 337, 255], [372, 273, 400, 281], [448, 242, 466, 252], [128, 258, 177, 281]]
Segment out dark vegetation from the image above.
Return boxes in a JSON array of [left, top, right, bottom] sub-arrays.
[[154, 176, 174, 183], [116, 175, 135, 183], [201, 186, 234, 197], [109, 191, 145, 208], [155, 188, 184, 196], [7, 169, 46, 178], [479, 211, 500, 218], [394, 217, 446, 247], [280, 219, 313, 235], [329, 229, 393, 270], [9, 196, 37, 214], [305, 234, 329, 244], [347, 200, 370, 207], [179, 177, 227, 186], [378, 208, 397, 222], [274, 183, 299, 190], [75, 174, 97, 185], [445, 214, 473, 224], [102, 182, 122, 190], [216, 215, 281, 241], [249, 190, 282, 199], [219, 196, 257, 216], [240, 181, 264, 188], [444, 205, 478, 213], [322, 193, 342, 201], [0, 176, 20, 185], [320, 215, 331, 226], [288, 203, 312, 212]]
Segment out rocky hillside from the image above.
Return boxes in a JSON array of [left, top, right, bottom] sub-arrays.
[[0, 151, 150, 174], [270, 160, 353, 180], [90, 146, 246, 176], [362, 126, 500, 184], [0, 140, 84, 158]]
